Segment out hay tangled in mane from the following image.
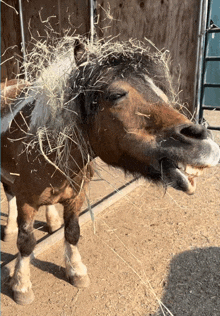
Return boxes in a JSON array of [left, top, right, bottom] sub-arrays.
[[24, 35, 175, 111], [20, 35, 176, 185]]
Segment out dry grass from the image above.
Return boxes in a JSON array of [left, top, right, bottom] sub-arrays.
[[9, 33, 185, 190]]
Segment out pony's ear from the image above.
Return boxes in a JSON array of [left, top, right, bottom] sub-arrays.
[[74, 39, 86, 65]]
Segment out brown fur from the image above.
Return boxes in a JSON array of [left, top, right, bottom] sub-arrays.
[[1, 38, 219, 305]]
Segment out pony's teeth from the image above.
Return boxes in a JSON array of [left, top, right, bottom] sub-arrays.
[[177, 163, 204, 176], [185, 165, 204, 176], [177, 162, 185, 171]]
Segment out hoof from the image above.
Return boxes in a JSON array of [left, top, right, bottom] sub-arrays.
[[69, 274, 90, 288], [13, 289, 35, 305]]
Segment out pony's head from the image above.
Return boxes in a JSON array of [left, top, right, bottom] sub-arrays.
[[68, 38, 220, 194]]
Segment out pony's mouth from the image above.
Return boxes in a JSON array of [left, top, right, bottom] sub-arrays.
[[161, 159, 205, 195], [177, 163, 205, 194]]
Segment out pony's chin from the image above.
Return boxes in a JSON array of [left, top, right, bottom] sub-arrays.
[[160, 159, 206, 195], [170, 167, 197, 195]]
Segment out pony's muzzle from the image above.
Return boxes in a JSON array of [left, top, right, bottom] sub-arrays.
[[178, 124, 209, 140]]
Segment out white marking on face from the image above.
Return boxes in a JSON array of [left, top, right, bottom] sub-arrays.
[[144, 75, 169, 103]]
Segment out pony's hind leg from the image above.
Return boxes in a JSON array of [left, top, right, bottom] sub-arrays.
[[11, 199, 37, 305], [46, 204, 62, 233], [63, 198, 90, 288], [3, 183, 18, 242]]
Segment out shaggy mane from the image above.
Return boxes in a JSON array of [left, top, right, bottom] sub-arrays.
[[16, 35, 176, 184], [24, 35, 175, 125]]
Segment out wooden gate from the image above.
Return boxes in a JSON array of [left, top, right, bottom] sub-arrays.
[[195, 0, 220, 130]]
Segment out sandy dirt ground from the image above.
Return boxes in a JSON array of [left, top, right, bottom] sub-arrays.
[[1, 164, 220, 316], [1, 112, 220, 316]]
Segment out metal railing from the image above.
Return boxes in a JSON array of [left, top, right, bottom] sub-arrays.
[[196, 0, 220, 131]]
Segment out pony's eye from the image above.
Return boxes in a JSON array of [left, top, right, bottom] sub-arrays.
[[107, 92, 127, 102]]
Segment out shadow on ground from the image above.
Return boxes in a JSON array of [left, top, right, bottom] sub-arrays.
[[1, 257, 68, 302], [154, 247, 220, 316], [31, 258, 67, 282]]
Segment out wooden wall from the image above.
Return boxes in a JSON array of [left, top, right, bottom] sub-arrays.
[[1, 0, 21, 80], [22, 0, 89, 40], [1, 0, 201, 111], [97, 0, 201, 111], [1, 0, 89, 80]]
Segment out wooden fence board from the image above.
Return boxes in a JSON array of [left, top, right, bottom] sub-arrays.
[[1, 0, 90, 81], [97, 0, 201, 112], [1, 0, 201, 112], [1, 0, 21, 80]]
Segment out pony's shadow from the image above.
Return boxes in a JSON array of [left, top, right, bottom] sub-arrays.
[[153, 247, 220, 316], [31, 258, 67, 282]]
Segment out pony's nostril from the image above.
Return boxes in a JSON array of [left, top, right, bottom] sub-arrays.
[[179, 124, 208, 140]]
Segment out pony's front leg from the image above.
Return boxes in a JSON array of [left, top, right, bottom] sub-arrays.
[[11, 199, 37, 305], [63, 197, 90, 288]]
